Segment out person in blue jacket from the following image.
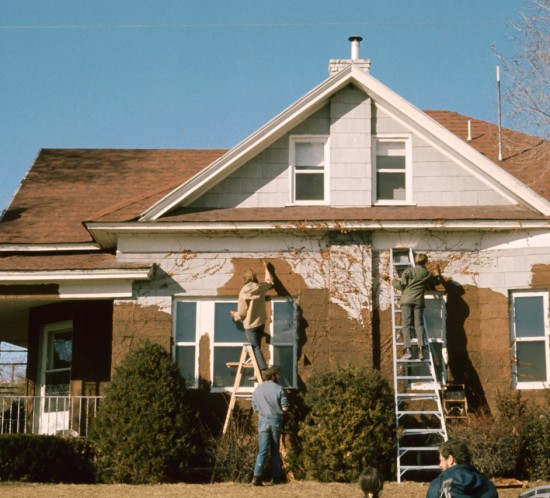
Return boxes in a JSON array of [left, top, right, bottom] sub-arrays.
[[427, 439, 498, 498]]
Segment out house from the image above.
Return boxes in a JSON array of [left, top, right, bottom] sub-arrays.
[[1, 38, 549, 437]]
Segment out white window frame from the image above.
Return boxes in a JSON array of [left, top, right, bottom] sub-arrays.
[[373, 134, 413, 205], [289, 135, 330, 205], [173, 297, 298, 392], [510, 290, 550, 389]]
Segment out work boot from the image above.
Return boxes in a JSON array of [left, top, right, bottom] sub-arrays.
[[252, 476, 263, 486], [418, 347, 428, 360], [402, 348, 412, 360]]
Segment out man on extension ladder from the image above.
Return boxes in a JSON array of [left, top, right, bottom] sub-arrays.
[[393, 253, 443, 360]]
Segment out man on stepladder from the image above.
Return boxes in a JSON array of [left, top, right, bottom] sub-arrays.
[[393, 253, 443, 360], [230, 261, 274, 376]]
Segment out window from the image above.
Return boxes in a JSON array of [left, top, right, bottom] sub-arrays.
[[290, 135, 329, 203], [374, 136, 411, 204], [173, 298, 297, 391], [510, 291, 550, 389]]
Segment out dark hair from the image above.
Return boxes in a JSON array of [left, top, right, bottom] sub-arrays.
[[439, 439, 472, 465], [359, 467, 384, 498], [415, 253, 428, 266], [262, 366, 280, 382]]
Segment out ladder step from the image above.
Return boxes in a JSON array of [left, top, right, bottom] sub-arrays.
[[397, 410, 441, 416], [226, 362, 255, 368], [402, 428, 446, 436], [397, 376, 434, 381], [399, 446, 439, 452], [397, 393, 439, 400], [400, 465, 441, 471]]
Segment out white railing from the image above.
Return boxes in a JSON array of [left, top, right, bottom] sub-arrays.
[[0, 395, 102, 437]]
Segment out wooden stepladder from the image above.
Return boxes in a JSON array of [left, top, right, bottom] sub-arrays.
[[222, 343, 263, 434]]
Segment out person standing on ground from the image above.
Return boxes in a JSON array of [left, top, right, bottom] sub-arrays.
[[427, 439, 498, 498], [230, 261, 274, 373], [393, 253, 442, 360], [251, 366, 289, 486]]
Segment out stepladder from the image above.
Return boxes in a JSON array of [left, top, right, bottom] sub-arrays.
[[390, 248, 448, 482], [222, 343, 263, 435]]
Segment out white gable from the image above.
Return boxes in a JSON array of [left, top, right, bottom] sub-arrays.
[[139, 65, 550, 220]]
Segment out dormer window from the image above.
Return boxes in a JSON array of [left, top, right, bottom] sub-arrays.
[[290, 135, 329, 204], [374, 135, 412, 204]]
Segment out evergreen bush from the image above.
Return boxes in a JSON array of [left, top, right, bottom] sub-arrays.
[[89, 340, 198, 483], [297, 367, 396, 482]]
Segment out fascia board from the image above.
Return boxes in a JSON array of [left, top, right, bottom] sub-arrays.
[[139, 67, 355, 222], [85, 219, 550, 237], [0, 243, 101, 252], [0, 268, 153, 283], [350, 68, 550, 215]]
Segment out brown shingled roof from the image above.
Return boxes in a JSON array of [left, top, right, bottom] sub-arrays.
[[426, 110, 550, 200], [0, 149, 226, 244]]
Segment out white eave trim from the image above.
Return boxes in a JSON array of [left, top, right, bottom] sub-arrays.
[[0, 267, 154, 283], [139, 67, 355, 221], [0, 243, 101, 252], [86, 219, 550, 238]]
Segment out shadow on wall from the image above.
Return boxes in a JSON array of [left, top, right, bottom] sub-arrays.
[[267, 263, 308, 391], [443, 280, 491, 415]]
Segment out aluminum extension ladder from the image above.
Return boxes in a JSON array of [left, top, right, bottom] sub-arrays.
[[390, 248, 448, 482], [222, 343, 263, 435]]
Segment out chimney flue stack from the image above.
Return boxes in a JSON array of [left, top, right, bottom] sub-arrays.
[[349, 35, 363, 60]]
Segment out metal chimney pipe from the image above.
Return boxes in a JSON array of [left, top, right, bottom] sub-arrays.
[[349, 36, 363, 60]]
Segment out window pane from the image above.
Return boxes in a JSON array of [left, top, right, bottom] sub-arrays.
[[175, 302, 196, 342], [296, 172, 324, 200], [377, 172, 406, 200], [213, 347, 254, 388], [517, 341, 547, 382], [272, 302, 295, 345], [408, 342, 444, 383], [377, 156, 405, 170], [377, 141, 405, 156], [515, 296, 545, 338], [49, 332, 72, 370], [214, 302, 244, 343], [425, 300, 444, 341], [296, 142, 324, 166], [272, 346, 294, 388], [175, 345, 196, 386]]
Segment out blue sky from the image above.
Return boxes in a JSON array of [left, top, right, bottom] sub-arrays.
[[0, 0, 529, 211]]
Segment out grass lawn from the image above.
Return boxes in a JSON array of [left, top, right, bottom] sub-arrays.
[[0, 480, 537, 498]]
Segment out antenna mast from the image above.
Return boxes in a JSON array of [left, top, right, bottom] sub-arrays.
[[497, 65, 503, 161]]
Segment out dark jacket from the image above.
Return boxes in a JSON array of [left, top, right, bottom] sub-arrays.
[[426, 464, 498, 498], [393, 265, 442, 306]]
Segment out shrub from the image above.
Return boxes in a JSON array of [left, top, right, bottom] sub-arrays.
[[298, 367, 396, 482], [0, 434, 94, 483], [521, 390, 550, 480], [89, 341, 198, 483], [209, 410, 257, 483]]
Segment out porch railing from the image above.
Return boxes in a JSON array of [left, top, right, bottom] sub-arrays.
[[0, 395, 102, 437]]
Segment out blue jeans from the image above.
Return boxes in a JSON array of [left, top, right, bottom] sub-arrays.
[[401, 304, 425, 348], [254, 417, 282, 478], [245, 325, 267, 370]]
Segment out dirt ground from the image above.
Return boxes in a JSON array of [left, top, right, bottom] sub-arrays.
[[0, 480, 540, 498]]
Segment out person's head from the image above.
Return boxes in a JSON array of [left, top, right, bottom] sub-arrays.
[[439, 439, 472, 471], [359, 467, 384, 498], [262, 366, 280, 383], [415, 253, 428, 266], [243, 269, 258, 284]]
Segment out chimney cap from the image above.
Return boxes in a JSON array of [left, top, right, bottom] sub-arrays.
[[348, 35, 363, 42]]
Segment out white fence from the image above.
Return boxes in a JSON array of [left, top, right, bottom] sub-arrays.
[[0, 395, 101, 437]]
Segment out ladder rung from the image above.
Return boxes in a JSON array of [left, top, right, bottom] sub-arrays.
[[399, 446, 439, 452], [397, 376, 434, 380], [402, 428, 446, 435], [226, 362, 255, 368], [397, 410, 441, 416]]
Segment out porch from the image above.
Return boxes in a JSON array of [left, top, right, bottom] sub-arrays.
[[0, 395, 101, 437]]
